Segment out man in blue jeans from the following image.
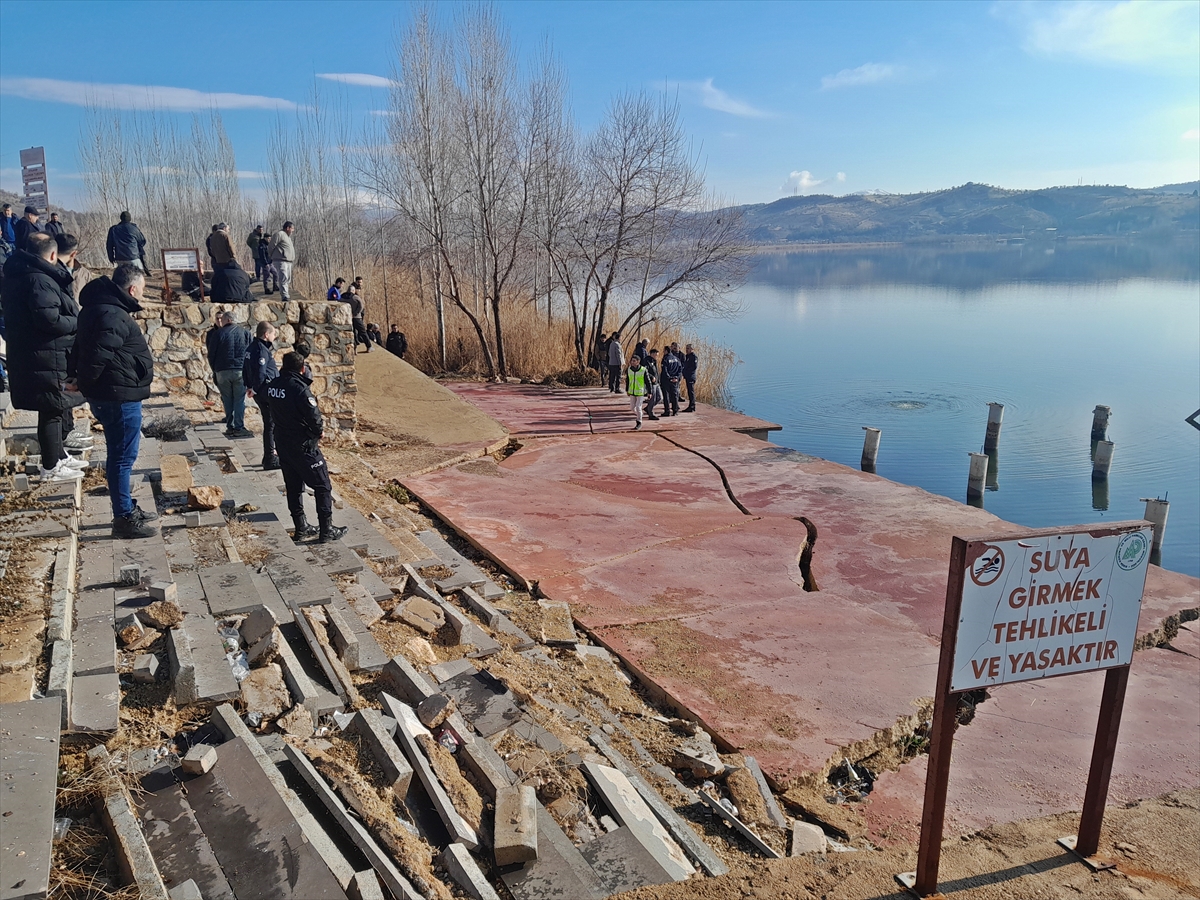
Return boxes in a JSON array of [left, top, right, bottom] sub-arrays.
[[205, 311, 252, 437], [70, 264, 158, 539]]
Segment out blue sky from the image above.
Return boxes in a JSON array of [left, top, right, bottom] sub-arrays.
[[1, 0, 1197, 210]]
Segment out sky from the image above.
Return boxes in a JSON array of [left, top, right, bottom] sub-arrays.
[[1, 0, 1197, 211]]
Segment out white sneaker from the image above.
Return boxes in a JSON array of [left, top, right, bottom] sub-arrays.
[[42, 461, 84, 482], [60, 455, 89, 470]]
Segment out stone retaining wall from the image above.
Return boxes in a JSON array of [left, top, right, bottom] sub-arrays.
[[135, 300, 357, 432]]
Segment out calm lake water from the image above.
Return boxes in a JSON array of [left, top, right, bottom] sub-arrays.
[[699, 241, 1200, 578]]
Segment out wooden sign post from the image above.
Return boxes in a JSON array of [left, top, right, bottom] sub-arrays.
[[898, 521, 1154, 896], [160, 248, 204, 302]]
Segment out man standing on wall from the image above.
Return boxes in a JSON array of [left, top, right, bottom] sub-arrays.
[[205, 311, 253, 438], [246, 225, 266, 281], [344, 282, 371, 352], [269, 221, 296, 301], [243, 320, 280, 470], [71, 264, 158, 539], [265, 351, 348, 543], [106, 211, 147, 272]]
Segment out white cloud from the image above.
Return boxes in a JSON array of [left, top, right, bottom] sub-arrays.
[[237, 171, 268, 180], [1184, 128, 1200, 141], [670, 78, 773, 118], [0, 77, 298, 110], [996, 1, 1200, 68], [316, 73, 398, 89], [782, 170, 826, 193], [820, 63, 903, 90], [836, 172, 847, 182]]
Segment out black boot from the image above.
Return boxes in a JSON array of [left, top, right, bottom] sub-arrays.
[[318, 515, 347, 543], [262, 454, 280, 471], [292, 513, 318, 541]]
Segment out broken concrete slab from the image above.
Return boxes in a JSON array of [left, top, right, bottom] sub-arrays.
[[353, 567, 395, 608], [247, 627, 281, 668], [273, 623, 343, 718], [535, 599, 578, 646], [69, 672, 120, 733], [394, 596, 444, 634], [348, 708, 413, 794], [745, 756, 788, 829], [380, 693, 480, 849], [302, 540, 364, 575], [0, 697, 62, 900], [159, 455, 193, 492], [199, 564, 269, 617], [282, 743, 423, 900], [291, 603, 353, 708], [582, 762, 694, 881], [264, 553, 336, 607], [88, 745, 171, 899], [437, 600, 502, 658], [133, 653, 160, 684], [187, 737, 349, 898], [381, 656, 437, 706], [790, 820, 827, 855], [168, 880, 203, 900], [167, 618, 239, 706], [440, 843, 501, 900], [347, 872, 384, 900], [137, 767, 235, 900], [240, 663, 291, 718], [429, 658, 475, 684], [341, 581, 385, 627], [494, 784, 538, 866], [439, 670, 523, 739], [325, 605, 360, 671], [72, 614, 117, 676], [149, 581, 178, 603], [579, 825, 676, 895], [673, 733, 724, 778], [589, 732, 728, 877], [239, 604, 278, 648], [697, 789, 781, 859], [417, 694, 455, 729], [458, 585, 501, 628], [45, 639, 72, 729], [501, 806, 606, 900]]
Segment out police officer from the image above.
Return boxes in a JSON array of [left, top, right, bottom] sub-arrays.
[[264, 351, 347, 543]]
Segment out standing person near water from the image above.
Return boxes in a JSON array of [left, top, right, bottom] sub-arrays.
[[682, 343, 698, 412], [625, 353, 648, 430], [607, 331, 624, 393]]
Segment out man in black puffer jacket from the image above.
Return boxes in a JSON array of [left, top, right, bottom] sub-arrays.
[[2, 233, 86, 482], [105, 211, 147, 271], [264, 352, 347, 544], [71, 265, 157, 539], [243, 321, 280, 470]]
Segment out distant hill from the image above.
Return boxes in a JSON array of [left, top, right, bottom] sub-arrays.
[[1149, 181, 1200, 195], [736, 183, 1200, 245]]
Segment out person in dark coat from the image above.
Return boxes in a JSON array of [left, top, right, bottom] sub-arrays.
[[106, 212, 147, 270], [682, 343, 698, 412], [385, 324, 408, 359], [1, 233, 86, 482], [641, 347, 661, 421], [264, 351, 347, 543], [71, 265, 157, 539], [14, 206, 43, 252], [1, 203, 16, 253], [659, 344, 682, 416], [366, 323, 383, 346], [243, 321, 280, 470], [210, 260, 253, 304], [43, 213, 65, 238], [345, 284, 371, 352], [205, 311, 252, 436]]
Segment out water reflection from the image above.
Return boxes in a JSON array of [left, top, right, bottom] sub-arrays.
[[1091, 479, 1110, 511], [986, 450, 1000, 492]]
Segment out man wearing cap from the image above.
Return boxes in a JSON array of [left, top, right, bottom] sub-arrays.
[[268, 221, 296, 301], [14, 205, 42, 252], [106, 211, 147, 271]]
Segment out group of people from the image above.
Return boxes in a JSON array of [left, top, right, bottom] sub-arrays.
[[326, 276, 409, 359], [204, 311, 347, 544], [242, 222, 297, 300], [598, 332, 699, 430]]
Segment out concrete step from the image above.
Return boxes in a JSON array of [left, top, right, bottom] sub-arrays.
[[0, 697, 62, 900]]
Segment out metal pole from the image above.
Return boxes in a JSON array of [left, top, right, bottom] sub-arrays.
[[1075, 665, 1131, 857], [913, 538, 968, 897]]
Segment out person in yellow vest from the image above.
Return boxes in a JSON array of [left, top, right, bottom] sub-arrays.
[[625, 355, 648, 430]]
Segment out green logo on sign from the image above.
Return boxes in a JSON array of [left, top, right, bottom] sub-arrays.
[[1116, 532, 1149, 571]]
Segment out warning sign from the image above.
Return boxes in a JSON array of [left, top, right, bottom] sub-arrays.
[[950, 525, 1152, 692]]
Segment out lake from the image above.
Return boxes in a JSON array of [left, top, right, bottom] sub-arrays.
[[698, 240, 1200, 578]]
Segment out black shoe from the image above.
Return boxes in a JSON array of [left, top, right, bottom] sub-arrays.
[[647, 414, 659, 420], [318, 523, 348, 543], [113, 513, 157, 540], [684, 407, 696, 413], [262, 455, 281, 471], [130, 503, 159, 523]]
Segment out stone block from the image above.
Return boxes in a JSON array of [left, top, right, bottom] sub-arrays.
[[495, 784, 538, 866], [429, 658, 475, 684], [349, 708, 413, 794], [149, 581, 178, 602], [119, 563, 142, 585], [247, 627, 281, 668], [347, 871, 384, 900], [342, 580, 385, 626], [582, 763, 694, 881], [394, 596, 444, 634], [439, 670, 523, 738], [745, 755, 789, 829], [69, 672, 120, 733], [501, 806, 606, 900], [138, 599, 184, 630], [274, 624, 340, 717], [459, 586, 501, 628], [325, 605, 360, 671], [440, 844, 501, 900], [168, 879, 203, 900], [239, 604, 278, 647], [240, 663, 291, 717], [133, 653, 160, 683], [0, 697, 62, 900], [183, 511, 201, 528], [790, 820, 827, 855], [182, 743, 218, 775], [72, 615, 116, 677], [46, 639, 72, 728], [187, 485, 224, 510], [117, 613, 145, 647], [673, 734, 724, 778], [13, 473, 29, 491], [381, 655, 437, 705], [417, 693, 455, 730]]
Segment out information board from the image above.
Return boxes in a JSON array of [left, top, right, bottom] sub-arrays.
[[163, 249, 200, 272], [951, 527, 1152, 691]]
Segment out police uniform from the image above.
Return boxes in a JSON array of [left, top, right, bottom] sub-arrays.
[[263, 367, 345, 541]]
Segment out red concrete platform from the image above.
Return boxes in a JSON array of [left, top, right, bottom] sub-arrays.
[[405, 384, 1200, 820], [862, 636, 1200, 844]]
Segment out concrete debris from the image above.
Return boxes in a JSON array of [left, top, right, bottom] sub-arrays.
[[417, 693, 455, 729], [382, 655, 438, 705], [393, 596, 445, 634], [87, 745, 171, 899], [349, 708, 414, 794], [149, 580, 178, 602], [119, 563, 143, 585], [348, 871, 385, 900], [673, 732, 724, 778], [132, 653, 160, 683], [246, 626, 281, 667], [440, 843, 502, 900], [238, 604, 277, 647], [494, 784, 539, 866], [187, 484, 224, 510], [239, 663, 291, 717], [697, 789, 782, 859], [790, 820, 827, 855], [168, 879, 203, 900], [139, 599, 184, 630], [117, 613, 146, 646], [182, 743, 218, 775], [404, 636, 438, 665], [278, 703, 315, 738]]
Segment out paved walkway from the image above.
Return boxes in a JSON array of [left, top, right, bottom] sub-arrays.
[[404, 383, 1200, 835]]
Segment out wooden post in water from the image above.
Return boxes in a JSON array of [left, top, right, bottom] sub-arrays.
[[861, 427, 881, 471], [983, 402, 1004, 452], [1091, 405, 1111, 440], [1092, 441, 1115, 480]]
